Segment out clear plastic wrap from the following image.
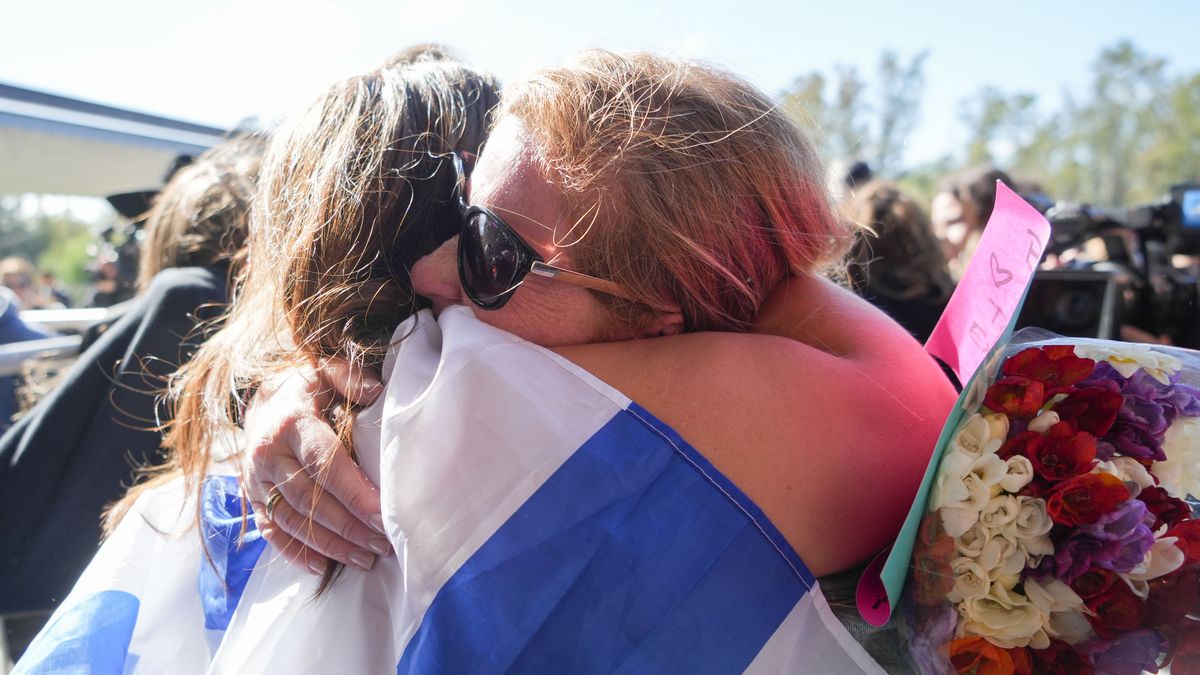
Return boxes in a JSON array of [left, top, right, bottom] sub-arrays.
[[899, 329, 1200, 674]]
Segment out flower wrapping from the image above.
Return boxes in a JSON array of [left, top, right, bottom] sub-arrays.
[[900, 331, 1200, 674]]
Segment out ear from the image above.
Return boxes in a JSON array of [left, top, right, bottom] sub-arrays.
[[641, 311, 684, 338]]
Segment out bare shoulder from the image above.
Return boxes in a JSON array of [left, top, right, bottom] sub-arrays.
[[555, 276, 957, 575]]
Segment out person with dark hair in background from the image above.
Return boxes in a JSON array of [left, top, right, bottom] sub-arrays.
[[930, 166, 1015, 280], [847, 180, 955, 344], [0, 136, 262, 649]]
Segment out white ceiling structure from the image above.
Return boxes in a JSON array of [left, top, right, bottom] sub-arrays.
[[0, 82, 227, 197]]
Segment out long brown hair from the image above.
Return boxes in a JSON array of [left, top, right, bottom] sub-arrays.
[[501, 50, 855, 332], [105, 56, 499, 533], [847, 180, 955, 303]]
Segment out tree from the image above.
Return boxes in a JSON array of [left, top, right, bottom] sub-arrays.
[[780, 50, 927, 177]]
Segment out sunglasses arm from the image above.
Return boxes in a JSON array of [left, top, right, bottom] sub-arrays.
[[529, 262, 678, 313]]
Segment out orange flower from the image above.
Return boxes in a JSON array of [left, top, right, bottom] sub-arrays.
[[948, 637, 1033, 675]]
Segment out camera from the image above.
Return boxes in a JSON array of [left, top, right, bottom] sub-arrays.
[[1016, 183, 1200, 348]]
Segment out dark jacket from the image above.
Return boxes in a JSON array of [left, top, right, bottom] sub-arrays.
[[0, 266, 227, 612]]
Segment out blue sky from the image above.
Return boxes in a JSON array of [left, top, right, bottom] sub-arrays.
[[3, 0, 1198, 167]]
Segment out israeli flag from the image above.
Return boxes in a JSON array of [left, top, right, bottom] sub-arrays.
[[17, 307, 883, 673]]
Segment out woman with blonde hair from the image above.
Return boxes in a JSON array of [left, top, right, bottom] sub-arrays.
[[20, 51, 952, 672]]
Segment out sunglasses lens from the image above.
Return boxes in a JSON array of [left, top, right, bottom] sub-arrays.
[[460, 211, 523, 308]]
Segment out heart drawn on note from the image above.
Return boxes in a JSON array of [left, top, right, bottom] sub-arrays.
[[989, 253, 1013, 288]]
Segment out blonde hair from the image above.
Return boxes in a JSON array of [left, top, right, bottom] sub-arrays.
[[502, 50, 854, 331], [136, 136, 263, 293], [106, 57, 499, 539]]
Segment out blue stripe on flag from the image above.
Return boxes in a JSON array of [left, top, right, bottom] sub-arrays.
[[14, 590, 139, 674], [398, 403, 815, 674], [198, 475, 266, 631]]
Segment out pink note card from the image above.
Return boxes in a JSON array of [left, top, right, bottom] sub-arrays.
[[924, 182, 1051, 385]]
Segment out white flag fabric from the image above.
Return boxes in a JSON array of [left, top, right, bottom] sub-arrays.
[[17, 306, 884, 674]]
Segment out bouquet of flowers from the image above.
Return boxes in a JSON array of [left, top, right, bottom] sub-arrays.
[[901, 332, 1200, 674]]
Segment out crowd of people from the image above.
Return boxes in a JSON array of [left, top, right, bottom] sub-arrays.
[[0, 45, 1060, 673]]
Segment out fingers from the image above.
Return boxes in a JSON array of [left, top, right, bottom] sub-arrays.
[[318, 357, 383, 407], [259, 450, 389, 558], [256, 521, 326, 575], [256, 489, 378, 572]]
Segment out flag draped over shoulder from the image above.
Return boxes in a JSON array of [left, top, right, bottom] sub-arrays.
[[17, 306, 883, 674]]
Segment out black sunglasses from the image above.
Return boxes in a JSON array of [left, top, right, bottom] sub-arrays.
[[450, 155, 639, 311]]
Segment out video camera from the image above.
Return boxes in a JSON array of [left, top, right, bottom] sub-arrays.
[[1016, 183, 1200, 348]]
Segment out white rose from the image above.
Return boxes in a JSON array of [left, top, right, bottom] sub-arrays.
[[1001, 456, 1035, 493], [970, 454, 1009, 497], [1018, 534, 1054, 560], [1127, 535, 1186, 581], [1153, 417, 1200, 500], [947, 556, 991, 603], [1023, 576, 1083, 615], [1013, 497, 1053, 540], [952, 413, 1006, 458], [956, 522, 991, 559], [1047, 609, 1094, 645], [1027, 410, 1061, 435], [931, 452, 975, 509], [1096, 457, 1156, 495], [975, 531, 1024, 578], [937, 454, 1007, 537], [1074, 343, 1183, 385], [1120, 574, 1150, 599], [960, 586, 1049, 649], [980, 495, 1021, 530]]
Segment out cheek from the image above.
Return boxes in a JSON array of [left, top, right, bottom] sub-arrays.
[[472, 286, 623, 347], [411, 239, 460, 301]]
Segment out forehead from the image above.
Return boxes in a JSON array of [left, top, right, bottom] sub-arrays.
[[471, 118, 566, 245]]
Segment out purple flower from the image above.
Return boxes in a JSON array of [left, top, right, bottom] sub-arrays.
[[1080, 629, 1167, 675], [1043, 500, 1155, 582]]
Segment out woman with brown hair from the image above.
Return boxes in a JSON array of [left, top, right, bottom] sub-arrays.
[[0, 136, 261, 624], [847, 180, 956, 344]]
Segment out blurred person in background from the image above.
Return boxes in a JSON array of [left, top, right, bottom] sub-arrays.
[[846, 180, 955, 344], [930, 166, 1014, 280], [39, 273, 70, 308], [0, 135, 262, 645], [0, 257, 55, 310]]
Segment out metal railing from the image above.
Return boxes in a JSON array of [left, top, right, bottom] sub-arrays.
[[0, 336, 83, 377], [19, 301, 131, 333]]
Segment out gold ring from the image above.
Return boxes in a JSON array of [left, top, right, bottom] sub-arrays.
[[265, 487, 284, 521]]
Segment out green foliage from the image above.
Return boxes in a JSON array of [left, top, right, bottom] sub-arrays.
[[782, 39, 1199, 209], [956, 40, 1198, 206], [780, 51, 927, 177], [37, 214, 95, 287]]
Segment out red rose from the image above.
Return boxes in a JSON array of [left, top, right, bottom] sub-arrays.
[[1166, 520, 1200, 566], [1146, 567, 1200, 628], [985, 376, 1046, 419], [1139, 486, 1192, 530], [1071, 567, 1119, 601], [1002, 346, 1096, 390], [998, 431, 1043, 461], [1053, 386, 1124, 436], [1085, 574, 1147, 638], [1031, 639, 1094, 675], [1045, 472, 1130, 526], [1028, 422, 1097, 482], [1166, 620, 1200, 674]]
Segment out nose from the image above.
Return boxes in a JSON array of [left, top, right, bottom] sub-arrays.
[[412, 236, 462, 308]]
